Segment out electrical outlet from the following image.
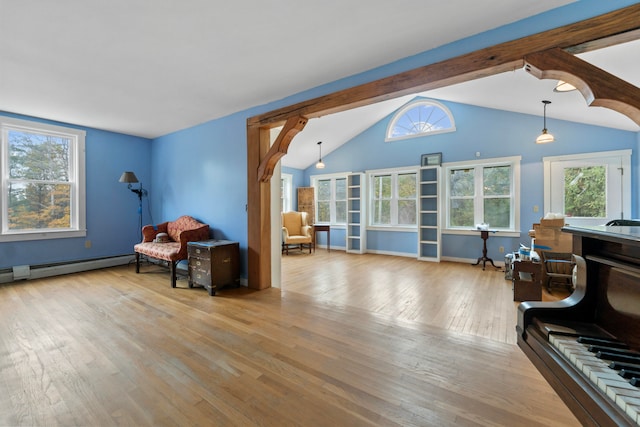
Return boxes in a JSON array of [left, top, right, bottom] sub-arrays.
[[85, 240, 92, 249], [533, 205, 539, 213], [499, 246, 505, 253]]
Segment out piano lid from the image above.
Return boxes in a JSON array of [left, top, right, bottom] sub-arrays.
[[563, 225, 640, 245]]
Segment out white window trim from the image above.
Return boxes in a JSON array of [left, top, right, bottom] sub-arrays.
[[366, 165, 418, 231], [281, 173, 293, 212], [442, 156, 521, 237], [543, 149, 631, 223], [385, 99, 456, 142], [310, 172, 349, 227], [0, 117, 86, 242]]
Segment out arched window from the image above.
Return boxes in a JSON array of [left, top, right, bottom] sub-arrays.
[[386, 99, 455, 141]]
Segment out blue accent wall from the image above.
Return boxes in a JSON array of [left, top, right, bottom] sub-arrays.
[[282, 166, 305, 210], [2, 0, 638, 276], [151, 112, 248, 248]]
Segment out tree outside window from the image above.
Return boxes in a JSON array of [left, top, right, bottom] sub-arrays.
[[563, 166, 606, 218], [1, 117, 85, 242], [447, 161, 516, 230], [483, 165, 511, 228], [371, 171, 417, 226], [8, 130, 72, 230], [313, 176, 347, 225]]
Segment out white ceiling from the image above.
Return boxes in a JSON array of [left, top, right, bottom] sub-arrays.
[[2, 0, 637, 170], [284, 38, 640, 169]]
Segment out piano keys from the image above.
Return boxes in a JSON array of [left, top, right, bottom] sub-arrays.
[[517, 225, 640, 426], [549, 334, 640, 423]]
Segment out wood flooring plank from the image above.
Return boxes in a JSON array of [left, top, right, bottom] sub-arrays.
[[0, 253, 579, 426]]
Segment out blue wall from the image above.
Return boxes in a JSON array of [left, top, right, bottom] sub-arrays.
[[282, 166, 305, 210], [0, 111, 152, 269], [151, 112, 248, 247], [299, 100, 638, 258], [2, 0, 638, 276]]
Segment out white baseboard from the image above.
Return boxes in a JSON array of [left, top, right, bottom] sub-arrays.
[[365, 249, 417, 258], [0, 255, 135, 284]]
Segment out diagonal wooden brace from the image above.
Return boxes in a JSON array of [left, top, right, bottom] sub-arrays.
[[257, 116, 308, 183], [524, 48, 640, 126]]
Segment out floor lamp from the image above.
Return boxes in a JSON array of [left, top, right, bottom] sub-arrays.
[[119, 171, 148, 241]]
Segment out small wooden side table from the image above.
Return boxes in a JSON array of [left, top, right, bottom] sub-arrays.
[[471, 229, 500, 270], [313, 224, 330, 252]]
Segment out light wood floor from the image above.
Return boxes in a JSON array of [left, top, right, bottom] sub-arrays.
[[0, 251, 578, 426], [281, 250, 570, 346]]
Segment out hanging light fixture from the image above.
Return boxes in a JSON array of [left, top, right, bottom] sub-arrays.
[[553, 80, 577, 93], [535, 100, 555, 144], [315, 141, 325, 169]]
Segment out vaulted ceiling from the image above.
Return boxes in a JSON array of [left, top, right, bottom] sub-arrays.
[[2, 0, 637, 171]]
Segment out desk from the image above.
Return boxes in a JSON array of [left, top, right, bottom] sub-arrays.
[[471, 230, 500, 270], [313, 224, 330, 252]]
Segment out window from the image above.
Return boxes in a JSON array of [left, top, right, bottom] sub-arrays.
[[312, 175, 346, 225], [369, 169, 417, 227], [445, 156, 520, 232], [386, 99, 455, 142], [281, 173, 292, 212], [543, 150, 631, 227], [1, 117, 86, 242]]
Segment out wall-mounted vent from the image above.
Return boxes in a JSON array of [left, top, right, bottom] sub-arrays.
[[12, 265, 31, 280]]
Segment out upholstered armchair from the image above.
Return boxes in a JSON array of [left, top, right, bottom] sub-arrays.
[[281, 211, 313, 254], [134, 215, 210, 287]]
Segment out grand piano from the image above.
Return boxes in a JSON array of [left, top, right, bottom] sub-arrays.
[[517, 225, 640, 426]]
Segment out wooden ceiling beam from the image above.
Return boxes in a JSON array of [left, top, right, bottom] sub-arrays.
[[247, 4, 640, 128], [525, 48, 640, 126]]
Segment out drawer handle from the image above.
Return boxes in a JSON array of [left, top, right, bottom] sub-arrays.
[[196, 260, 201, 266], [223, 257, 230, 263], [196, 248, 201, 254]]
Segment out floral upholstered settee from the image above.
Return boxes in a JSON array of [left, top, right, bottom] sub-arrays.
[[134, 215, 210, 288]]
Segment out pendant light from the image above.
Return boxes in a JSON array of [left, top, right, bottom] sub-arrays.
[[315, 141, 325, 169], [535, 100, 555, 144], [553, 80, 576, 93]]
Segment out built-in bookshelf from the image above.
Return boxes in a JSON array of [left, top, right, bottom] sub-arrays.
[[346, 173, 366, 254], [418, 166, 440, 261]]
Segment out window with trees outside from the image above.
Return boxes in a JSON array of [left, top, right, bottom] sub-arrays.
[[386, 99, 456, 142], [312, 175, 346, 225], [445, 156, 520, 232], [369, 169, 417, 227], [0, 117, 86, 242], [543, 150, 631, 227]]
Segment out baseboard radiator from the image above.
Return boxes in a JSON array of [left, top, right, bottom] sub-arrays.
[[0, 255, 135, 284]]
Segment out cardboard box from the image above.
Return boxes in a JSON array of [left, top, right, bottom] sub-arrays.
[[539, 217, 565, 228], [532, 223, 573, 253]]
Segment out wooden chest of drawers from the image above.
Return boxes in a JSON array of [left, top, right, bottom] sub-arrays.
[[187, 240, 240, 296]]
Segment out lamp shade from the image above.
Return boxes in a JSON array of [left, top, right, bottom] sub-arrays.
[[553, 80, 576, 92], [536, 130, 555, 144], [119, 171, 139, 183]]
